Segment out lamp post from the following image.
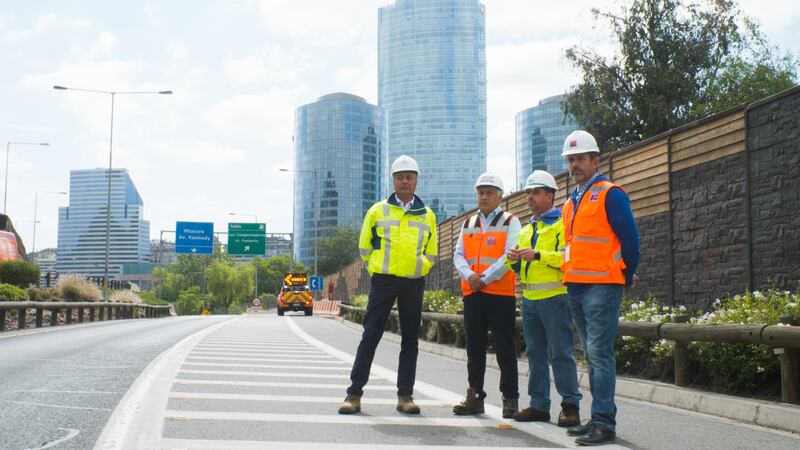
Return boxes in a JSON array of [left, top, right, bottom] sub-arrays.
[[53, 85, 171, 289], [32, 190, 67, 259], [229, 212, 261, 300], [4, 142, 50, 214], [279, 168, 318, 277]]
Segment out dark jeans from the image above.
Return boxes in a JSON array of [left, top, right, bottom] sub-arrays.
[[347, 274, 425, 396], [463, 292, 519, 399]]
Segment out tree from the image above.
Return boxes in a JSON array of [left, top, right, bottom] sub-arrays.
[[0, 260, 41, 287], [176, 286, 206, 315], [564, 0, 798, 151], [316, 225, 360, 275], [205, 261, 253, 313], [152, 266, 185, 302]]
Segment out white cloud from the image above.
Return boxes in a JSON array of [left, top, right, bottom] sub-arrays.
[[167, 42, 188, 60], [2, 13, 91, 41], [223, 44, 310, 84]]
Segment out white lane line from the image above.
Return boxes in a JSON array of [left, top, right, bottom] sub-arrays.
[[165, 410, 501, 427], [11, 389, 116, 395], [285, 317, 630, 450], [159, 439, 558, 450], [173, 379, 397, 390], [186, 354, 345, 363], [178, 369, 372, 380], [167, 392, 444, 406], [183, 359, 351, 370], [93, 317, 238, 450], [193, 347, 326, 354], [182, 361, 350, 370], [7, 400, 111, 412], [24, 427, 80, 450]]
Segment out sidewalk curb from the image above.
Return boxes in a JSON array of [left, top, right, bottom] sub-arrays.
[[333, 316, 800, 435]]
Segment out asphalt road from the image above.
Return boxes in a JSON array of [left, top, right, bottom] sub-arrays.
[[2, 313, 798, 449], [0, 316, 231, 450]]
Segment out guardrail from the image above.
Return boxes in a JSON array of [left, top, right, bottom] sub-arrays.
[[339, 304, 800, 404], [0, 301, 173, 332]]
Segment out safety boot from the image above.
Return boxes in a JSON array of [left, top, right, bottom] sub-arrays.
[[338, 394, 361, 414], [502, 397, 519, 418], [396, 394, 421, 414], [453, 388, 485, 415], [557, 402, 580, 427]]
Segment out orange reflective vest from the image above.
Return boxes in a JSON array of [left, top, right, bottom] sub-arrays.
[[562, 180, 627, 284], [460, 211, 517, 297]]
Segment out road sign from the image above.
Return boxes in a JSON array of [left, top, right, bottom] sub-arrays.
[[309, 276, 324, 292], [175, 221, 214, 255], [228, 223, 266, 255], [252, 298, 261, 307]]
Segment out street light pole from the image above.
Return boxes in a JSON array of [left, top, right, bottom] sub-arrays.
[[53, 85, 171, 290], [32, 190, 67, 258], [4, 142, 50, 214]]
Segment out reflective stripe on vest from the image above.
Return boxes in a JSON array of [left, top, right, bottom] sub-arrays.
[[562, 181, 626, 284], [524, 281, 564, 291]]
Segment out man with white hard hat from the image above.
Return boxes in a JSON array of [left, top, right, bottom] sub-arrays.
[[452, 172, 521, 418], [507, 170, 582, 428], [339, 154, 438, 416], [559, 130, 640, 446]]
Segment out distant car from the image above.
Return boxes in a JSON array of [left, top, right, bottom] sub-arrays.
[[277, 284, 313, 316]]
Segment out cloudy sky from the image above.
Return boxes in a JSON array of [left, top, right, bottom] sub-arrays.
[[1, 0, 798, 251]]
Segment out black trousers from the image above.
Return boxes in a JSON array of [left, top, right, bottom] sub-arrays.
[[463, 292, 519, 399], [347, 274, 425, 396]]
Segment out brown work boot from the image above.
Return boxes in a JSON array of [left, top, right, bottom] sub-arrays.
[[502, 397, 518, 418], [396, 394, 421, 414], [453, 388, 485, 415], [338, 394, 361, 414], [557, 402, 580, 427], [512, 407, 550, 422]]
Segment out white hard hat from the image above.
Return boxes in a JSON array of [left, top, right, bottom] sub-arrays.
[[562, 130, 600, 156], [523, 170, 558, 192], [391, 154, 419, 175], [475, 172, 504, 193]]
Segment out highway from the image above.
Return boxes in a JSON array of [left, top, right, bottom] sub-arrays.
[[1, 314, 798, 449]]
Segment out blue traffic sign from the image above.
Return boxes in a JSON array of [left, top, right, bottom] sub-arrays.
[[175, 221, 214, 255], [309, 276, 324, 292]]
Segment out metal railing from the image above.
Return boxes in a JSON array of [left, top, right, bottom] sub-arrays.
[[0, 301, 173, 332], [339, 304, 800, 404]]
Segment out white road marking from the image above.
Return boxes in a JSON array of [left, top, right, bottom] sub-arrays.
[[192, 346, 326, 354], [159, 439, 562, 450], [285, 317, 631, 450], [11, 389, 116, 395], [182, 359, 350, 370], [173, 379, 397, 390], [167, 392, 444, 406], [178, 369, 373, 380], [187, 353, 344, 363], [182, 361, 349, 370], [24, 427, 80, 450], [164, 410, 502, 427], [7, 400, 111, 412]]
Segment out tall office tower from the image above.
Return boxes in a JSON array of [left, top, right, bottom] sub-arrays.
[[379, 0, 487, 218], [293, 93, 386, 270], [515, 94, 579, 188], [56, 168, 150, 277]]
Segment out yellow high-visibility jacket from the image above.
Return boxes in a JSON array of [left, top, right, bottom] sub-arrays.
[[511, 208, 567, 300], [359, 194, 437, 278]]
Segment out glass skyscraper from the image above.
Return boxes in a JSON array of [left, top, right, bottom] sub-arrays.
[[515, 94, 579, 188], [293, 93, 386, 269], [56, 168, 150, 277], [379, 0, 487, 218]]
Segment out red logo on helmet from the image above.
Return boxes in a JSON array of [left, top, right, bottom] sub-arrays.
[[570, 140, 578, 148]]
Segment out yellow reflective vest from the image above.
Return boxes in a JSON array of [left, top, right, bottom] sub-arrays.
[[359, 194, 438, 279], [511, 208, 567, 300]]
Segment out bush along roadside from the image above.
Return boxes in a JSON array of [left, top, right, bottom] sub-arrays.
[[616, 289, 800, 399]]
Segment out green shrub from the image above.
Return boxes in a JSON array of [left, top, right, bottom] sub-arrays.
[[259, 293, 277, 309], [228, 302, 244, 314], [422, 290, 462, 314], [111, 290, 142, 304], [176, 286, 205, 315], [27, 286, 59, 302], [0, 260, 41, 287], [0, 283, 29, 301], [57, 275, 102, 302], [140, 291, 169, 305], [352, 294, 368, 308]]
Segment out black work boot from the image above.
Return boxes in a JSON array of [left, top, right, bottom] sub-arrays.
[[338, 394, 361, 414], [453, 388, 485, 415], [502, 397, 518, 418]]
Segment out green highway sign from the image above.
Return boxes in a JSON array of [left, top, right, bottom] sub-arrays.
[[228, 222, 266, 255]]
